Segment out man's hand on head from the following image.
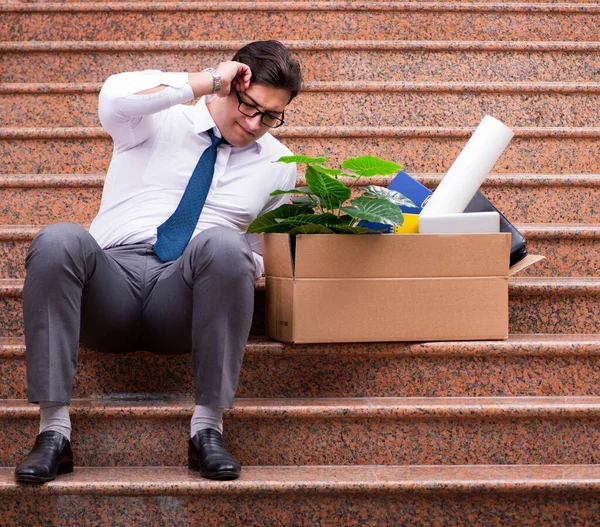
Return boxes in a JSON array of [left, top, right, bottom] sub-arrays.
[[189, 61, 251, 99], [215, 61, 252, 96]]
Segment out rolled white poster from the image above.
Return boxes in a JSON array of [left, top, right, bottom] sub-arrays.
[[420, 115, 514, 217]]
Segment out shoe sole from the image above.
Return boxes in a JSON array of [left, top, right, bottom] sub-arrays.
[[15, 462, 74, 484], [200, 470, 240, 481], [188, 459, 240, 480]]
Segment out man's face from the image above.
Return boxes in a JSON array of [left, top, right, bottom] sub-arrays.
[[209, 84, 291, 148]]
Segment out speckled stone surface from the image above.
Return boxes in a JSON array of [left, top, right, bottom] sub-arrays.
[[5, 397, 600, 467], [5, 464, 600, 494], [2, 335, 600, 400], [0, 175, 103, 224], [1, 1, 600, 523], [2, 3, 600, 42], [416, 174, 600, 224], [279, 131, 600, 174], [1, 466, 600, 526], [6, 85, 600, 128], [7, 0, 600, 2], [515, 224, 600, 277], [3, 42, 600, 83], [1, 174, 599, 225], [2, 223, 598, 278], [3, 130, 600, 174], [509, 277, 600, 333]]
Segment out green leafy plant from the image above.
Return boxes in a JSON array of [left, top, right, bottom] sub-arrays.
[[247, 155, 416, 235]]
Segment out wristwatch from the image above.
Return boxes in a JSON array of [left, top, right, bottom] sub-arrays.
[[203, 67, 221, 93]]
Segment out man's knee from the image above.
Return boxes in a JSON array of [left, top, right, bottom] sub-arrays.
[[185, 227, 254, 279], [27, 223, 92, 271]]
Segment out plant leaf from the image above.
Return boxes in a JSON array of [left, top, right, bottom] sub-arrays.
[[341, 155, 402, 177], [289, 224, 335, 234], [363, 185, 417, 208], [305, 165, 351, 210], [340, 196, 405, 226], [291, 194, 324, 207], [339, 214, 355, 226], [270, 186, 324, 207], [311, 165, 343, 178], [276, 155, 329, 165], [247, 204, 314, 233], [277, 213, 341, 226], [270, 188, 312, 197]]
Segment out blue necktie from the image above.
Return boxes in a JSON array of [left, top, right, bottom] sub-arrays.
[[154, 128, 226, 262]]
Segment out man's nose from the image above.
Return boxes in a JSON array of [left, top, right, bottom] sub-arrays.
[[245, 114, 263, 130]]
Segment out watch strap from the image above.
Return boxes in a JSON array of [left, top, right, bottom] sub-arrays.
[[203, 67, 221, 93]]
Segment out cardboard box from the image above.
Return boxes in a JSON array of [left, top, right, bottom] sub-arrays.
[[260, 233, 543, 344]]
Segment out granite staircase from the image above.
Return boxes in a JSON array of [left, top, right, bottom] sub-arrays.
[[1, 1, 600, 525]]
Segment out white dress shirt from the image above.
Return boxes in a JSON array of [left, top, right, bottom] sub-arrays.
[[89, 70, 297, 277]]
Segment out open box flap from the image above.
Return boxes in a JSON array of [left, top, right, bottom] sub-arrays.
[[509, 254, 545, 276], [260, 233, 294, 278]]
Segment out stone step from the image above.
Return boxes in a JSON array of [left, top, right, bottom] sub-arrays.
[[2, 2, 599, 42], [5, 81, 600, 128], [1, 173, 599, 225], [2, 335, 600, 399], [12, 0, 598, 3], [0, 223, 597, 279], [514, 224, 600, 277], [1, 277, 599, 337], [2, 126, 600, 174], [1, 465, 599, 526], [4, 397, 600, 466], [2, 40, 600, 83], [508, 277, 600, 334]]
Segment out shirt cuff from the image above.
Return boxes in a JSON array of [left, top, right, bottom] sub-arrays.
[[251, 252, 264, 279]]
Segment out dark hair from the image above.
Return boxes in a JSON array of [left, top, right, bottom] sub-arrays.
[[232, 40, 302, 102]]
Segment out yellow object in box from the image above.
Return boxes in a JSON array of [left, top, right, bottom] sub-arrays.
[[393, 213, 419, 233]]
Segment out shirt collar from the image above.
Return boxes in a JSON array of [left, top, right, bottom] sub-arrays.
[[194, 96, 264, 154]]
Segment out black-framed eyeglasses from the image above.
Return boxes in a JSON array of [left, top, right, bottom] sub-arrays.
[[233, 88, 285, 129]]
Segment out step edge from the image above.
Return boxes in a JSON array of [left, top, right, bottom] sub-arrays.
[[3, 40, 600, 52], [3, 1, 600, 14], [4, 125, 600, 139], [3, 396, 600, 420], [3, 334, 600, 359], [3, 277, 600, 296], [2, 465, 600, 496], [4, 224, 600, 240], [4, 81, 600, 94], [2, 173, 599, 189]]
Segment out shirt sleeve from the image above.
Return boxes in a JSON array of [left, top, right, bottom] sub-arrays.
[[98, 70, 196, 152]]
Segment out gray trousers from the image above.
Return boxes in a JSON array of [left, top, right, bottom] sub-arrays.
[[23, 222, 256, 408]]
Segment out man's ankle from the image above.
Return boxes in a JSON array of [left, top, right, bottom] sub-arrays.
[[190, 405, 223, 438], [39, 401, 72, 442]]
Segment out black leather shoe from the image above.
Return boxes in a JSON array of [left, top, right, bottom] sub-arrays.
[[188, 428, 241, 480], [14, 430, 74, 484]]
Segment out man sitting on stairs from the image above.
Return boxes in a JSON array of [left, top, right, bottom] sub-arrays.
[[14, 40, 302, 484]]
